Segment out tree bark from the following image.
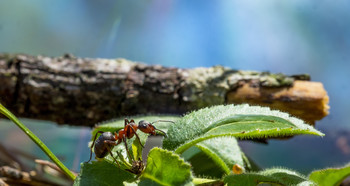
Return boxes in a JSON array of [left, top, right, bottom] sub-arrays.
[[0, 53, 329, 127]]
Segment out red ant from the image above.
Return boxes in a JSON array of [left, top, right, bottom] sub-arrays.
[[86, 119, 173, 170]]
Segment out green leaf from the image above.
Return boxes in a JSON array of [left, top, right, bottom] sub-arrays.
[[140, 148, 192, 186], [309, 163, 350, 186], [162, 104, 324, 154], [132, 137, 143, 161], [192, 178, 222, 185], [183, 137, 246, 178], [224, 168, 315, 186], [0, 103, 76, 181], [184, 147, 227, 178], [74, 161, 134, 186], [196, 137, 244, 173]]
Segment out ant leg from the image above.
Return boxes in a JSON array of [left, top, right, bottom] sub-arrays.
[[86, 131, 105, 163], [130, 126, 144, 148], [151, 120, 175, 125], [116, 151, 129, 165], [150, 120, 174, 137], [124, 118, 129, 126], [103, 141, 121, 168], [122, 136, 134, 162], [147, 123, 168, 137], [125, 169, 135, 174]]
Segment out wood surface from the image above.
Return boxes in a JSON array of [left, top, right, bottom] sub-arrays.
[[0, 53, 329, 126]]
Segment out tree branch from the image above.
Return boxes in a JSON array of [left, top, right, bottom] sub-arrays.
[[0, 53, 329, 126]]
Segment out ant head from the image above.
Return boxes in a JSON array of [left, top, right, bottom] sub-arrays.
[[138, 120, 150, 129]]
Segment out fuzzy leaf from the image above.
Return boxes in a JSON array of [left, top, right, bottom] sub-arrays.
[[184, 147, 226, 178], [140, 148, 192, 186], [195, 137, 244, 173], [183, 137, 246, 178], [74, 161, 134, 186], [224, 168, 315, 186], [163, 104, 324, 154], [309, 164, 350, 186]]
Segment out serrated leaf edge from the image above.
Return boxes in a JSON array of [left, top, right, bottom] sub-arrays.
[[174, 127, 323, 154], [309, 163, 350, 186], [164, 104, 324, 151], [224, 167, 315, 185]]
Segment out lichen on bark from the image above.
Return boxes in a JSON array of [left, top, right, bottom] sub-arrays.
[[180, 66, 309, 109]]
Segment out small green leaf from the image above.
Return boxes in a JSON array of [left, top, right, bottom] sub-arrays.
[[224, 168, 315, 186], [132, 137, 143, 161], [196, 137, 244, 173], [192, 178, 222, 185], [140, 148, 192, 186], [309, 163, 350, 186], [163, 104, 324, 154], [184, 137, 246, 178], [74, 161, 134, 186], [184, 147, 226, 178]]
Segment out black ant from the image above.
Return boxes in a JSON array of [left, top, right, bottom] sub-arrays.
[[86, 118, 174, 172]]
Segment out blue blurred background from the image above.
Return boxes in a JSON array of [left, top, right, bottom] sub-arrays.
[[0, 0, 349, 174]]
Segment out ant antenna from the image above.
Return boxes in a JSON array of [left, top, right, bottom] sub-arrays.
[[150, 120, 175, 125], [151, 120, 174, 137]]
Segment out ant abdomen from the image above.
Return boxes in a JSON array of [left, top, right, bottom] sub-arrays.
[[94, 132, 115, 158]]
